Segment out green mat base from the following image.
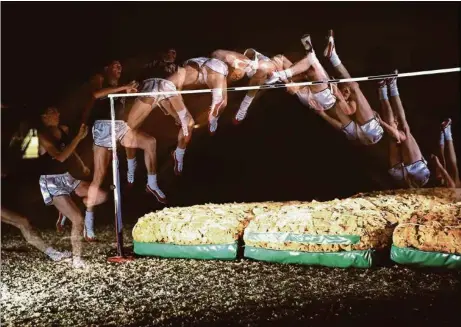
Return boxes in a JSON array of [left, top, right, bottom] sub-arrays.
[[391, 245, 461, 269], [244, 246, 374, 268], [133, 241, 237, 260]]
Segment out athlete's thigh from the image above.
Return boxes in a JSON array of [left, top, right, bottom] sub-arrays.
[[353, 89, 375, 123], [1, 207, 29, 228], [93, 145, 111, 181], [52, 195, 82, 222], [401, 133, 423, 165], [206, 70, 226, 89], [121, 129, 153, 149]]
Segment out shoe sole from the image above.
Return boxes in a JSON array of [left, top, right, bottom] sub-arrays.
[[83, 226, 97, 242], [146, 185, 167, 204]]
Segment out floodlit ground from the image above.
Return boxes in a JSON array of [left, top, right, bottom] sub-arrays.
[[1, 224, 460, 327]]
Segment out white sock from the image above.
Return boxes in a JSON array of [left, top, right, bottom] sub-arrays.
[[389, 80, 399, 97], [440, 131, 445, 145], [209, 115, 218, 132], [330, 48, 341, 67], [147, 174, 159, 190], [85, 211, 94, 235], [379, 85, 388, 100], [240, 95, 253, 111], [177, 108, 190, 136], [175, 147, 185, 160], [73, 256, 86, 269], [211, 89, 223, 108], [45, 247, 57, 256], [127, 158, 137, 173], [444, 124, 453, 141], [177, 108, 187, 120], [280, 68, 293, 79], [236, 95, 254, 121]]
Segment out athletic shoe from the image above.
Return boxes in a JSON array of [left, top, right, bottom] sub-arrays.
[[441, 118, 452, 131], [386, 69, 398, 86], [233, 106, 250, 125], [146, 185, 167, 204], [48, 250, 72, 262], [83, 225, 97, 242], [208, 116, 219, 136], [301, 34, 313, 53]]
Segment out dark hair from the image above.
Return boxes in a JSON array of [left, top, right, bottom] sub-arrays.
[[104, 59, 121, 67]]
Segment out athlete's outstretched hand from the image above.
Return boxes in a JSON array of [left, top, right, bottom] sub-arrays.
[[125, 81, 139, 94], [77, 124, 88, 140]]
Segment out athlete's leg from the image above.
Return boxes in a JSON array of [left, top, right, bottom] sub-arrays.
[[442, 119, 460, 186], [234, 62, 271, 123], [378, 83, 404, 175], [86, 145, 111, 240], [1, 207, 70, 261], [438, 130, 447, 169], [126, 98, 155, 130], [51, 196, 86, 268], [324, 30, 374, 124], [121, 129, 166, 203], [206, 70, 227, 134], [388, 86, 422, 165], [160, 99, 194, 176]]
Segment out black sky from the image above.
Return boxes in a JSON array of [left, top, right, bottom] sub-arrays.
[[1, 2, 460, 217], [2, 2, 459, 104]]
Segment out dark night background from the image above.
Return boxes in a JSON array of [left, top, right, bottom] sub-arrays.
[[1, 2, 460, 227]]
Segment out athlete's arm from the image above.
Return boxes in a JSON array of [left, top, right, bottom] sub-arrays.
[[374, 111, 405, 143], [38, 124, 87, 163], [90, 74, 136, 100], [315, 110, 343, 131]]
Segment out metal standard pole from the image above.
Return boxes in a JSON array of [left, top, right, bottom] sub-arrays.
[[107, 95, 133, 263]]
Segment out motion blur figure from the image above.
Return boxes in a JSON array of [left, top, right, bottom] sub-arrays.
[[1, 104, 71, 263], [128, 52, 247, 176], [1, 206, 72, 262], [83, 60, 168, 208], [38, 107, 107, 268], [82, 60, 142, 192], [378, 73, 431, 188], [232, 34, 356, 124], [288, 30, 388, 146]]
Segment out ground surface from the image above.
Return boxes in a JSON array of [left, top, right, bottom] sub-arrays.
[[1, 224, 461, 327]]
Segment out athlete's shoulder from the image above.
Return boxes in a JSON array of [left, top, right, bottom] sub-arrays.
[[90, 74, 105, 87]]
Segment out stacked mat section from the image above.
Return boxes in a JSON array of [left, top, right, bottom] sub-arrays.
[[354, 188, 461, 224], [391, 203, 461, 268], [132, 203, 281, 260], [243, 199, 395, 268]]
